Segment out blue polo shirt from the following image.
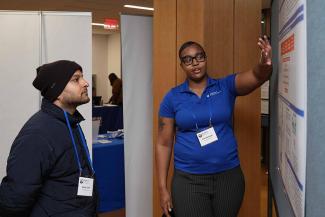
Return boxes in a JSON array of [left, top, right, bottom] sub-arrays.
[[159, 74, 240, 174]]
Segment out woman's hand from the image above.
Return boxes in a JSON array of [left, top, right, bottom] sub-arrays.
[[258, 35, 272, 66], [160, 188, 173, 217], [235, 35, 273, 95]]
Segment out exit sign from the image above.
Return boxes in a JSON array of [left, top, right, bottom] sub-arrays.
[[104, 19, 119, 30]]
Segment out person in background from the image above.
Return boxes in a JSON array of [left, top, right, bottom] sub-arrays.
[[107, 73, 123, 105], [156, 36, 272, 217], [0, 60, 98, 217]]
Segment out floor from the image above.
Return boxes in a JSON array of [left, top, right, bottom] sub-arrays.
[[99, 165, 277, 217]]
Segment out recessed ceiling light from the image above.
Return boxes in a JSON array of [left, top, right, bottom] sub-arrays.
[[124, 4, 154, 11]]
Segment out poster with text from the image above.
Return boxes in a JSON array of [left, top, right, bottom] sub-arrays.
[[277, 0, 307, 217]]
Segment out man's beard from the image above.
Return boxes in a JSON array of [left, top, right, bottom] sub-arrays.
[[66, 96, 90, 107]]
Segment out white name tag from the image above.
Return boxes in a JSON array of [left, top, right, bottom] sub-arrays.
[[196, 127, 218, 147], [77, 177, 94, 197]]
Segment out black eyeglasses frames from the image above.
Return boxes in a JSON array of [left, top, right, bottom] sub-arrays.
[[181, 52, 206, 66]]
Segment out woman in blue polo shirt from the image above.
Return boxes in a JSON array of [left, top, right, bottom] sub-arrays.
[[156, 36, 272, 217]]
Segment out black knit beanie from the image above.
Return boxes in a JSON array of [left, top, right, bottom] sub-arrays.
[[33, 60, 82, 102]]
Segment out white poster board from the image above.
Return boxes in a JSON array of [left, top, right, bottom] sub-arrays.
[[277, 1, 307, 216]]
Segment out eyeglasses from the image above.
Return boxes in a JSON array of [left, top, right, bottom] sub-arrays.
[[181, 52, 206, 66]]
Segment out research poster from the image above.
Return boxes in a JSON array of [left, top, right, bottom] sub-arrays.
[[277, 0, 307, 217]]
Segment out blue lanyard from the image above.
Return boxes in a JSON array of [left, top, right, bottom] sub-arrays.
[[64, 111, 95, 176], [77, 124, 95, 174], [190, 91, 213, 131]]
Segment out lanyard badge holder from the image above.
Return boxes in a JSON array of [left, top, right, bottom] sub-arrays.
[[192, 94, 218, 147], [64, 111, 95, 197], [195, 117, 218, 147]]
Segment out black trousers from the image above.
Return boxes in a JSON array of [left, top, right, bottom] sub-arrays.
[[172, 166, 245, 217]]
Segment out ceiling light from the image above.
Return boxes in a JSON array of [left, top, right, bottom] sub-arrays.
[[124, 5, 154, 11], [92, 23, 105, 27], [92, 21, 119, 30]]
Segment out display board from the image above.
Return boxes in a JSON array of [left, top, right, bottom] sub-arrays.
[[277, 0, 307, 217], [270, 0, 325, 217], [270, 0, 307, 216]]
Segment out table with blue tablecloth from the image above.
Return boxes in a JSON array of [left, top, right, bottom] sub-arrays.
[[93, 136, 125, 212], [92, 105, 123, 134]]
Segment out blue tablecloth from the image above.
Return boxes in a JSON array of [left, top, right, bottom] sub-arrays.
[[93, 137, 125, 212], [92, 105, 123, 134]]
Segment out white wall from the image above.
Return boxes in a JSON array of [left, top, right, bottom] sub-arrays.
[[92, 32, 121, 103], [108, 32, 121, 81], [92, 34, 109, 101], [107, 33, 121, 103]]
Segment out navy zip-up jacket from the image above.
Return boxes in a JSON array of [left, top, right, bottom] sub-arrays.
[[0, 99, 97, 217]]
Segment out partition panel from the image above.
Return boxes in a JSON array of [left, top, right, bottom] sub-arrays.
[[0, 11, 92, 180], [0, 12, 40, 180], [41, 12, 92, 151], [121, 14, 153, 217]]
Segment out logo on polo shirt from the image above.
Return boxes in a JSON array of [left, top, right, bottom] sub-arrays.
[[207, 90, 222, 98]]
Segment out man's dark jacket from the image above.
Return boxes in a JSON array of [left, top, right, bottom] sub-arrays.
[[0, 99, 97, 217]]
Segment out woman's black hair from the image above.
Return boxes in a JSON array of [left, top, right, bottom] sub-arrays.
[[178, 41, 205, 59], [108, 73, 118, 81], [108, 73, 118, 85]]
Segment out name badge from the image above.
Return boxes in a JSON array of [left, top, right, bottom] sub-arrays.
[[196, 127, 218, 147], [77, 177, 94, 197]]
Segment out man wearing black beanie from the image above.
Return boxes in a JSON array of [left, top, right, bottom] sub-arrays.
[[0, 60, 98, 217]]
